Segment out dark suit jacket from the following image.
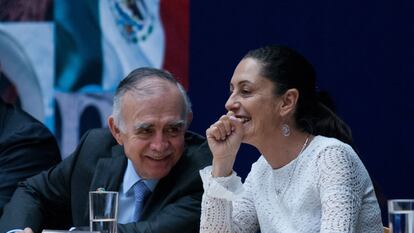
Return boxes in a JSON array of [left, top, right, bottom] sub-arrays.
[[0, 128, 212, 233], [0, 100, 61, 216]]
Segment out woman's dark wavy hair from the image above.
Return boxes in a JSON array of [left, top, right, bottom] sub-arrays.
[[243, 45, 353, 145]]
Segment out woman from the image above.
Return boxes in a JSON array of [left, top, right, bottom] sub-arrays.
[[200, 45, 383, 233]]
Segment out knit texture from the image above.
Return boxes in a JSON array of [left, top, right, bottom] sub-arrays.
[[200, 136, 383, 233]]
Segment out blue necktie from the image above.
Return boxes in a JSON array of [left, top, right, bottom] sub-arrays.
[[133, 180, 151, 221]]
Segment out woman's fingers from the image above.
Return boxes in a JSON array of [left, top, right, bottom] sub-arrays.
[[207, 115, 235, 141], [219, 115, 233, 136], [206, 125, 220, 140], [215, 120, 228, 140], [206, 112, 243, 170], [228, 115, 243, 132]]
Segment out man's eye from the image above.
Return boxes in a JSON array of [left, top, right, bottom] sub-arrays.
[[137, 128, 153, 135], [166, 127, 182, 135]]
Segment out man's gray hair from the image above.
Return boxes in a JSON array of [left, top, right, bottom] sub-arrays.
[[112, 67, 192, 132]]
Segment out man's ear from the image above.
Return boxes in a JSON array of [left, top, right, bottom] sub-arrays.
[[279, 88, 299, 117], [108, 116, 123, 145]]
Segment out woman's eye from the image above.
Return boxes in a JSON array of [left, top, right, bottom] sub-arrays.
[[241, 89, 251, 95]]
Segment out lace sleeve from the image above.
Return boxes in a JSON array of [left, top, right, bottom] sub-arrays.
[[317, 144, 378, 233], [199, 166, 259, 233]]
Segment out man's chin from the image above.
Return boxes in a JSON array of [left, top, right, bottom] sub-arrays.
[[141, 167, 173, 180], [145, 172, 170, 180], [139, 156, 180, 179]]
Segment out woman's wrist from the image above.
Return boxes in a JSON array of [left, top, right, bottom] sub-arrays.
[[211, 158, 234, 177]]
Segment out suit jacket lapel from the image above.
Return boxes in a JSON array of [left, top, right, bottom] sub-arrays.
[[82, 145, 127, 222], [90, 145, 127, 192]]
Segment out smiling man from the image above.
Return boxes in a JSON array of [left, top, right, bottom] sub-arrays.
[[0, 67, 212, 233]]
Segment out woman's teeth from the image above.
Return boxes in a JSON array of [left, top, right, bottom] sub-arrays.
[[236, 116, 251, 123]]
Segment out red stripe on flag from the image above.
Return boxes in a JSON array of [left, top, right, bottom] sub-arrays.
[[160, 0, 189, 89]]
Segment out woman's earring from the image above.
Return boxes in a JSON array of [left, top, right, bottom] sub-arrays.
[[281, 124, 290, 137]]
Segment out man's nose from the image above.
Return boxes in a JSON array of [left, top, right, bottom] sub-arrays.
[[150, 133, 169, 152]]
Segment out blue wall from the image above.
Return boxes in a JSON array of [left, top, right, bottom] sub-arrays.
[[188, 0, 414, 203]]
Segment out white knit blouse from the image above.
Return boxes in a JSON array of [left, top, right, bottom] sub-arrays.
[[199, 136, 383, 233]]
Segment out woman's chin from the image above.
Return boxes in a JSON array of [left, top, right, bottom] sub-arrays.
[[241, 132, 253, 145]]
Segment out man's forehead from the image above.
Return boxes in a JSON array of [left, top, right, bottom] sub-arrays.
[[123, 80, 181, 102]]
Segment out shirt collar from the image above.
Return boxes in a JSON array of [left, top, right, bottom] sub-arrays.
[[122, 159, 158, 194]]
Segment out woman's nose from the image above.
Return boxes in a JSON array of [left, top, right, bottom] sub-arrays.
[[225, 94, 240, 111]]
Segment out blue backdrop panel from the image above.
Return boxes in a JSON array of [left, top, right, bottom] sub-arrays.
[[189, 0, 414, 203]]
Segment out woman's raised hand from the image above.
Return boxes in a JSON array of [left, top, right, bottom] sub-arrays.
[[206, 111, 244, 177]]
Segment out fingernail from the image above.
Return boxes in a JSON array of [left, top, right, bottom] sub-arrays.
[[229, 116, 237, 120]]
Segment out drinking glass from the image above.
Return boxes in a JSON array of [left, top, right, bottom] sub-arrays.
[[388, 199, 414, 233], [89, 190, 119, 233]]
